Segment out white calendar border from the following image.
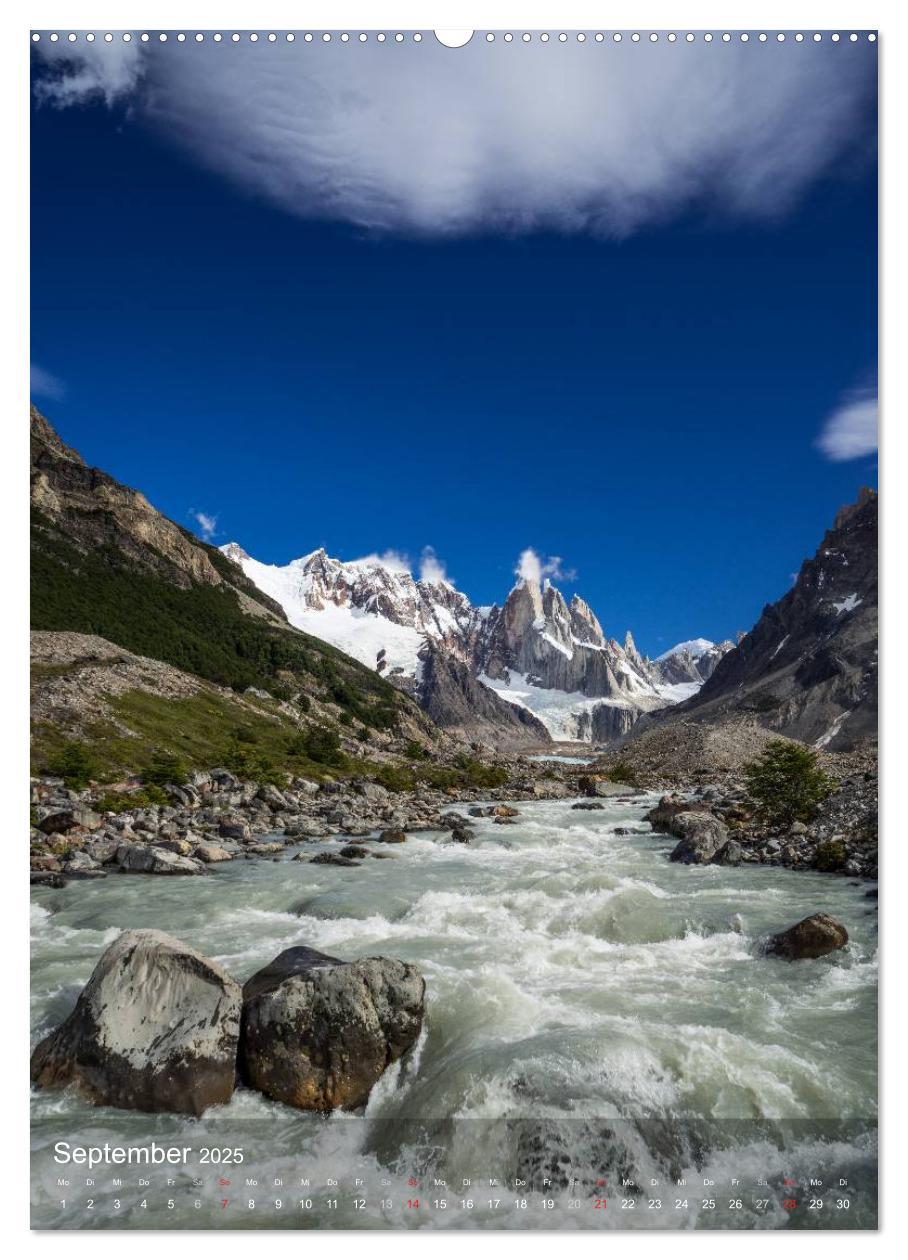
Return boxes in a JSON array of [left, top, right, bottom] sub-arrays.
[[2, 0, 901, 1254]]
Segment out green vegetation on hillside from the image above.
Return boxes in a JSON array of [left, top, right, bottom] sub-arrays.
[[32, 687, 504, 795], [31, 509, 402, 733], [32, 688, 352, 786], [743, 739, 834, 826]]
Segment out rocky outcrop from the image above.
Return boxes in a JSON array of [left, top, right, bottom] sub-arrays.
[[764, 913, 849, 960], [417, 645, 550, 749], [30, 930, 242, 1115], [239, 946, 425, 1111]]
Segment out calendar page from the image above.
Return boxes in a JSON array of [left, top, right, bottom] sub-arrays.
[[29, 26, 878, 1231]]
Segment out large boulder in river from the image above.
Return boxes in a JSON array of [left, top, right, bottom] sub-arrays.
[[765, 913, 849, 960], [239, 946, 425, 1112], [30, 930, 242, 1115], [667, 812, 729, 864]]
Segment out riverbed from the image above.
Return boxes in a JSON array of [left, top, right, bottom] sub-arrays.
[[30, 793, 877, 1230]]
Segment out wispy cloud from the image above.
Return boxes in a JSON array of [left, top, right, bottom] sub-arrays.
[[418, 546, 451, 585], [191, 510, 218, 541], [516, 548, 576, 585], [32, 39, 875, 238], [30, 362, 65, 399], [816, 384, 878, 462]]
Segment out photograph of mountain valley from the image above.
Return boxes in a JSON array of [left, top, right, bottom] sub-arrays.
[[29, 29, 878, 1231]]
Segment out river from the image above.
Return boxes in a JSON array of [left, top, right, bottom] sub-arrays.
[[30, 793, 877, 1230]]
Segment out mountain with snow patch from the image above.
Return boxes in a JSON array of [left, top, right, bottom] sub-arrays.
[[670, 488, 878, 750], [220, 542, 726, 745]]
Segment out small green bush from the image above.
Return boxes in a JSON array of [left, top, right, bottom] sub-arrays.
[[743, 740, 833, 827], [815, 839, 847, 871], [143, 749, 190, 787], [295, 726, 345, 766], [44, 740, 98, 790]]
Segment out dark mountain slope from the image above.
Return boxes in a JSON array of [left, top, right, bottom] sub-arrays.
[[417, 645, 551, 749], [673, 488, 877, 751]]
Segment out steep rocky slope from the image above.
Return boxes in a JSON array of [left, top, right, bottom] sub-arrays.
[[416, 645, 551, 749], [676, 489, 877, 751]]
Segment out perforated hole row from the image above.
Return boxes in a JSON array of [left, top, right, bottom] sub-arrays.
[[30, 31, 879, 45]]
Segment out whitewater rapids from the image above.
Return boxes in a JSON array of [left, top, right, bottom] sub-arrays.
[[30, 794, 877, 1229]]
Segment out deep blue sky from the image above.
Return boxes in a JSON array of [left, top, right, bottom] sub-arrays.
[[30, 56, 877, 655]]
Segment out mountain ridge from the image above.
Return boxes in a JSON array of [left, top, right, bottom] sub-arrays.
[[220, 540, 730, 742]]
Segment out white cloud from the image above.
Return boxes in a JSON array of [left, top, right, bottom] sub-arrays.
[[191, 510, 218, 541], [33, 39, 874, 238], [816, 386, 878, 461], [30, 362, 65, 399], [33, 36, 143, 107], [348, 550, 412, 574], [418, 546, 451, 585], [516, 548, 576, 585]]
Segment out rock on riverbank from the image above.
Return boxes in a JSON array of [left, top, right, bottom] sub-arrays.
[[29, 763, 567, 887]]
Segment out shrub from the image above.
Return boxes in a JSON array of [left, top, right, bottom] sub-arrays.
[[44, 740, 98, 790], [373, 763, 416, 792], [297, 726, 344, 766], [815, 839, 847, 872], [743, 740, 833, 827], [143, 749, 189, 787], [607, 759, 639, 786]]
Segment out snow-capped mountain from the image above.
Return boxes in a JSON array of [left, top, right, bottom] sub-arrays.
[[220, 543, 483, 684], [220, 542, 721, 744], [653, 637, 735, 686]]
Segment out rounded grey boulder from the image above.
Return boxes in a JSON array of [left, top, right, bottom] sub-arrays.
[[239, 946, 425, 1112], [667, 812, 729, 864], [30, 929, 242, 1115]]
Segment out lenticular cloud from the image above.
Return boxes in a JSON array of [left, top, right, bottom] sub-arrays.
[[33, 36, 875, 238]]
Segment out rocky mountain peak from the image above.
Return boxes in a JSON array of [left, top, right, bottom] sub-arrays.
[[833, 485, 877, 531], [31, 404, 84, 465], [570, 595, 607, 649], [222, 542, 250, 564], [623, 629, 643, 665]]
